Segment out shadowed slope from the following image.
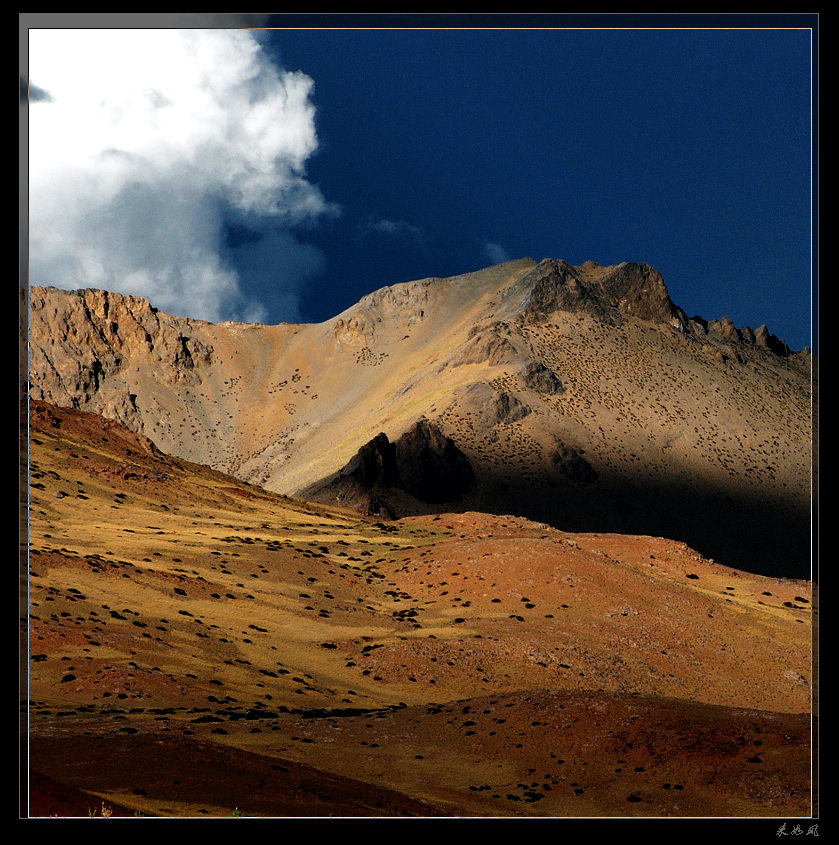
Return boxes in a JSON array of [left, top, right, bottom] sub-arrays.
[[27, 257, 812, 579]]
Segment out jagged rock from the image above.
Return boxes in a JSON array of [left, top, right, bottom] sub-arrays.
[[707, 317, 742, 344], [550, 443, 598, 483], [393, 419, 475, 503], [28, 286, 213, 407], [515, 258, 689, 331], [521, 361, 564, 395], [305, 419, 474, 511], [341, 432, 399, 489], [705, 316, 791, 358], [754, 325, 792, 357], [597, 262, 684, 325], [519, 259, 608, 323]]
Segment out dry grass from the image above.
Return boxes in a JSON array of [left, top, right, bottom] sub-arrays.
[[24, 401, 813, 818]]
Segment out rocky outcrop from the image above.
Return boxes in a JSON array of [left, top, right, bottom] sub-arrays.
[[521, 361, 564, 395], [334, 277, 434, 351], [550, 442, 598, 483], [487, 391, 531, 425], [512, 259, 796, 359], [27, 286, 214, 413], [341, 431, 399, 489], [697, 316, 793, 358], [515, 258, 690, 332], [333, 314, 375, 349], [449, 322, 521, 368], [456, 382, 532, 428], [597, 261, 686, 326], [304, 419, 474, 514], [393, 419, 475, 503], [519, 259, 609, 323]]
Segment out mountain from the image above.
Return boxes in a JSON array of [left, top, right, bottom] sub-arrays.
[[24, 398, 812, 817], [26, 257, 812, 578]]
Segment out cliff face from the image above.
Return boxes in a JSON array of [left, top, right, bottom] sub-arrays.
[[25, 257, 812, 578], [28, 286, 215, 431]]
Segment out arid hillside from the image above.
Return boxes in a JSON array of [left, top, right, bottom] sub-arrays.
[[24, 400, 813, 818], [27, 259, 812, 579]]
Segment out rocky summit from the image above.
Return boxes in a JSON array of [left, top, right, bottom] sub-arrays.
[[27, 257, 812, 578]]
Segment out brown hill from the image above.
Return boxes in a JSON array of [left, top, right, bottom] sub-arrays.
[[27, 258, 812, 580], [23, 399, 813, 817]]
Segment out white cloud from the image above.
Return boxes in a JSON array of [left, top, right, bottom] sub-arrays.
[[28, 28, 336, 323], [482, 241, 512, 265], [359, 215, 425, 242]]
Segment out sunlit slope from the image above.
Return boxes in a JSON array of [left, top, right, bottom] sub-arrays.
[[26, 399, 811, 716], [27, 257, 811, 576], [25, 400, 812, 817]]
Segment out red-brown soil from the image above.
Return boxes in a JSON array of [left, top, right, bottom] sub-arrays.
[[22, 400, 815, 818]]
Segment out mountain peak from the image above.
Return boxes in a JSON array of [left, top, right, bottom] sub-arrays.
[[512, 258, 684, 329], [26, 256, 810, 577]]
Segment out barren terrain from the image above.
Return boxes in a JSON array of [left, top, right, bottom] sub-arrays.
[[27, 258, 812, 579], [23, 400, 814, 818]]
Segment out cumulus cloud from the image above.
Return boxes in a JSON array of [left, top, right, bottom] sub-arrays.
[[27, 28, 336, 323]]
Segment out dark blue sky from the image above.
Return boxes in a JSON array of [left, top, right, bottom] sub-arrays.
[[24, 15, 816, 352], [255, 22, 814, 351]]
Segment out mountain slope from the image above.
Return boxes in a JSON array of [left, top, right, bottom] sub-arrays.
[[27, 257, 812, 577], [24, 399, 812, 817]]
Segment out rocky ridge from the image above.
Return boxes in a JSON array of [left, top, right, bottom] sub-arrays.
[[26, 257, 812, 577]]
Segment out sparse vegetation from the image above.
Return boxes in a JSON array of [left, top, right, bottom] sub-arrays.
[[25, 261, 812, 818]]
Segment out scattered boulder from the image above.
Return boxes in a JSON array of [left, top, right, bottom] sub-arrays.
[[449, 322, 521, 368], [488, 391, 531, 425]]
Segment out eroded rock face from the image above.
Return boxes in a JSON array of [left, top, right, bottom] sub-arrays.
[[449, 322, 521, 368], [519, 259, 608, 323], [28, 286, 214, 412], [517, 258, 688, 330], [521, 361, 564, 395], [597, 262, 682, 325], [393, 419, 475, 503], [308, 419, 475, 512]]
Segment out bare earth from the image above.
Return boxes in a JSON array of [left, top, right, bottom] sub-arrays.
[[23, 400, 814, 818], [27, 259, 812, 580]]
